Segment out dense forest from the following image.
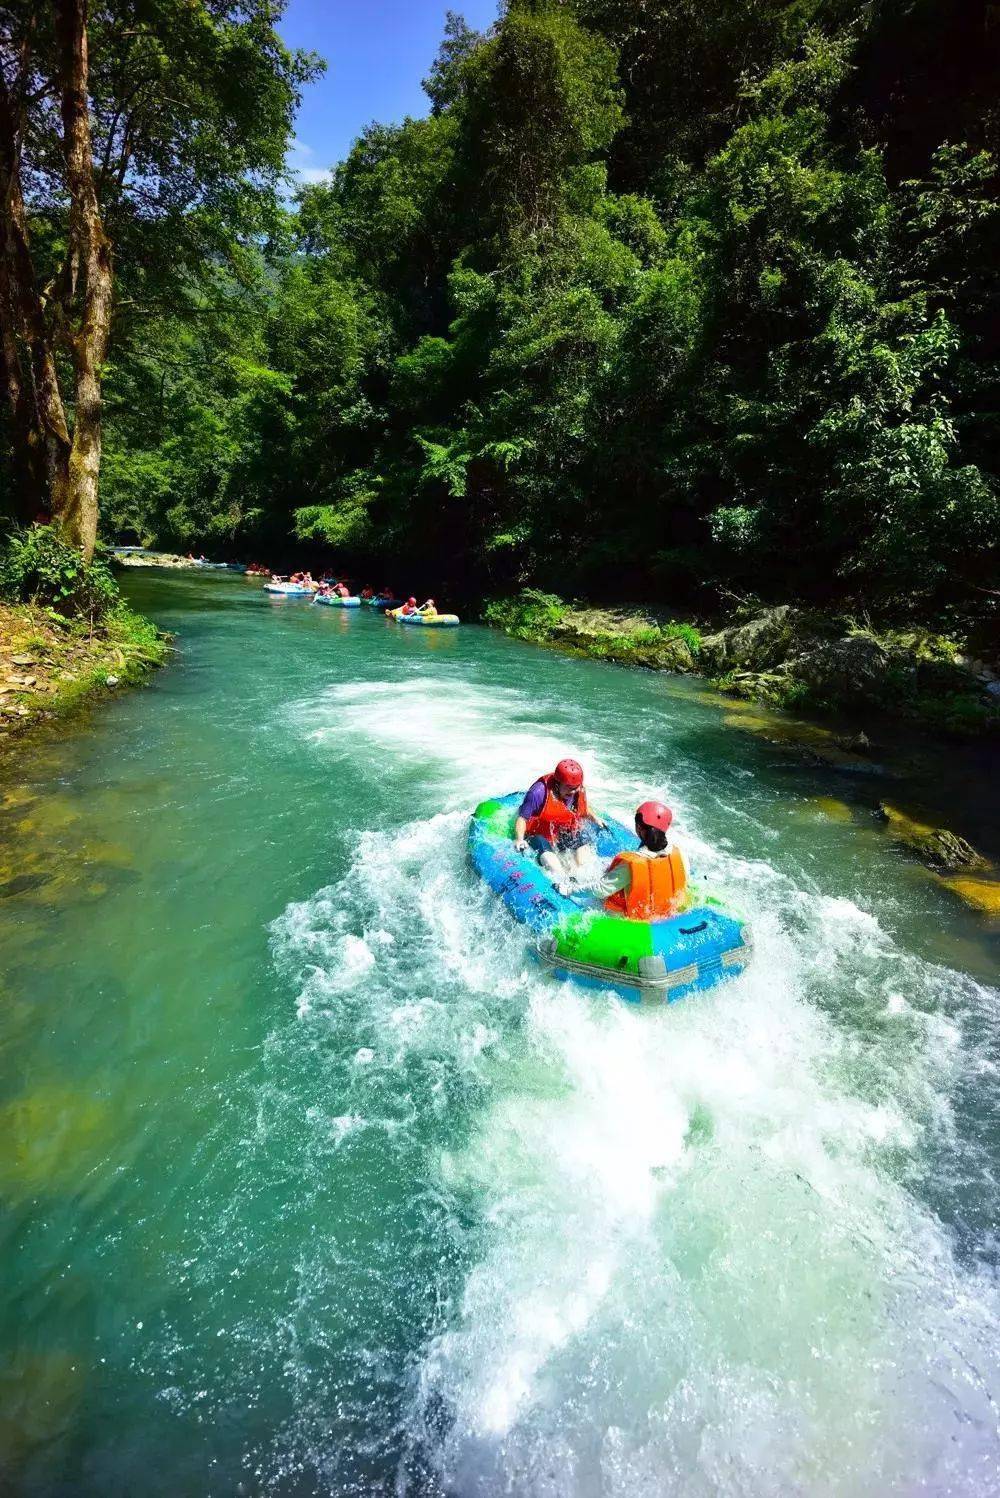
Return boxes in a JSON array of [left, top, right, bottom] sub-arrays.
[[2, 0, 998, 630]]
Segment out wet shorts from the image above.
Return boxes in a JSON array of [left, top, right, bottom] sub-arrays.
[[527, 823, 595, 856]]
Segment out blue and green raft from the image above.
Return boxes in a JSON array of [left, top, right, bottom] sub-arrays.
[[469, 792, 750, 1002]]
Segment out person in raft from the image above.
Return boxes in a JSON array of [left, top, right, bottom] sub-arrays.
[[513, 758, 605, 882], [417, 597, 438, 618], [393, 596, 419, 616], [593, 801, 688, 918]]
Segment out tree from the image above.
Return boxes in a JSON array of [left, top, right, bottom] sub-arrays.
[[0, 0, 318, 559]]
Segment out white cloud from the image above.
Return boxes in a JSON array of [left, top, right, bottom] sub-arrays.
[[285, 137, 333, 190]]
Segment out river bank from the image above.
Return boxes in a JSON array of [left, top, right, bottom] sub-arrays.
[[484, 590, 1000, 737], [0, 602, 169, 760]]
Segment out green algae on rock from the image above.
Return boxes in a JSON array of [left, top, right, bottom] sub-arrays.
[[876, 803, 989, 873]]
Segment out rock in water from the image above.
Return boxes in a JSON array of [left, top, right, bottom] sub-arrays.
[[0, 873, 51, 899], [922, 828, 989, 872], [876, 802, 989, 872]]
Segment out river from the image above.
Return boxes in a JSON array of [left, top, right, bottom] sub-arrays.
[[2, 569, 999, 1496]]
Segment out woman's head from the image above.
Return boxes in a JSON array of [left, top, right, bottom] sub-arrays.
[[635, 800, 672, 851]]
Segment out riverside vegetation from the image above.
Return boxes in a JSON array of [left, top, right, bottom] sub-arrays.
[[0, 528, 167, 752], [0, 0, 998, 728], [484, 590, 1000, 737]]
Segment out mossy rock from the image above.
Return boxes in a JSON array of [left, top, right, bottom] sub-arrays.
[[699, 606, 803, 673], [876, 803, 989, 872], [942, 877, 1000, 917]]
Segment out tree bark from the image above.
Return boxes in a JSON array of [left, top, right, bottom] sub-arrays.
[[55, 0, 113, 564], [0, 63, 73, 522], [0, 251, 49, 520]]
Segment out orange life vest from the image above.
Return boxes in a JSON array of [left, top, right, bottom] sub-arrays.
[[524, 775, 589, 845], [604, 848, 686, 919]]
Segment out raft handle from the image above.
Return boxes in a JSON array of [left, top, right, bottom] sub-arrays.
[[678, 920, 708, 935]]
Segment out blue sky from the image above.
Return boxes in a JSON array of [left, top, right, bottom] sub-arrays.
[[280, 0, 501, 187]]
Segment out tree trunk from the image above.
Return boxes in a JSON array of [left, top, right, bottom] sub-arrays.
[[0, 67, 73, 523], [0, 252, 47, 521], [55, 0, 113, 564]]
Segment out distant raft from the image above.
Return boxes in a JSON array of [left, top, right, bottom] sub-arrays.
[[363, 596, 402, 609], [388, 608, 460, 627], [314, 594, 361, 607], [263, 582, 316, 597], [468, 792, 750, 1003]]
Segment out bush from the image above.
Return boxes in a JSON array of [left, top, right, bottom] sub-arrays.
[[482, 588, 566, 638], [0, 526, 119, 623], [662, 620, 703, 653]]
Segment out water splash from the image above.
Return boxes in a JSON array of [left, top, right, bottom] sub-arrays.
[[267, 669, 1000, 1494]]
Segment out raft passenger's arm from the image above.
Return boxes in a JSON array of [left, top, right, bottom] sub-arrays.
[[591, 861, 631, 900]]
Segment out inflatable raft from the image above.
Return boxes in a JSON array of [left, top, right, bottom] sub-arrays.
[[469, 793, 749, 1002], [314, 594, 360, 607], [389, 609, 460, 627], [364, 596, 402, 609], [264, 582, 316, 597]]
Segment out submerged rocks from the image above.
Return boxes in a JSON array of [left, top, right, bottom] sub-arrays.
[[943, 877, 1000, 916], [876, 802, 988, 872]]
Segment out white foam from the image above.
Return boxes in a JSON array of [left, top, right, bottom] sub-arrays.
[[264, 673, 1000, 1495]]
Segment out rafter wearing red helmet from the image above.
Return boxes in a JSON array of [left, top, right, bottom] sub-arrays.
[[595, 800, 689, 920], [513, 758, 605, 886]]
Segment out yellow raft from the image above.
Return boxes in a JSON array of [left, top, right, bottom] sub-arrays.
[[387, 608, 460, 628]]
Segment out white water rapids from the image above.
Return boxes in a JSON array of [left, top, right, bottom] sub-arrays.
[[266, 671, 1000, 1496]]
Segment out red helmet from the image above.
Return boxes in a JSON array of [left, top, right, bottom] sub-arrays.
[[407, 596, 416, 605], [554, 758, 584, 788], [636, 800, 673, 832]]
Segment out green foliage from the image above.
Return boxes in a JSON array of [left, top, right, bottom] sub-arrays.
[[661, 620, 703, 653], [29, 0, 993, 655], [482, 589, 567, 638], [295, 472, 379, 547], [0, 527, 119, 623]]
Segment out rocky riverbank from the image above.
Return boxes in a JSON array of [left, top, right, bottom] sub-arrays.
[[112, 550, 200, 569], [484, 592, 1000, 739], [0, 603, 169, 759]]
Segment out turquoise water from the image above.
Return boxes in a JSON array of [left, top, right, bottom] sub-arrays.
[[2, 570, 1000, 1496]]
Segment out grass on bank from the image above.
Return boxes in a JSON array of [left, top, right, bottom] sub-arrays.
[[483, 589, 703, 662], [0, 526, 169, 746]]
